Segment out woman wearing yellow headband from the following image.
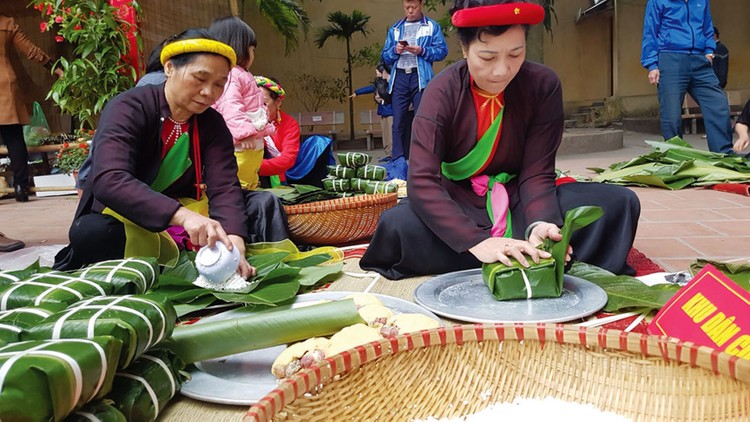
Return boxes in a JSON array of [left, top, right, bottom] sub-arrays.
[[54, 28, 254, 279]]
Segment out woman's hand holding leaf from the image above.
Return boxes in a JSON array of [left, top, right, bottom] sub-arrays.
[[469, 237, 550, 267], [528, 223, 572, 263]]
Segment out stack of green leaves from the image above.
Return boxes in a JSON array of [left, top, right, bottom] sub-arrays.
[[0, 336, 122, 421], [269, 185, 351, 205], [0, 307, 54, 346], [482, 206, 603, 300], [106, 349, 185, 421], [0, 271, 113, 311], [24, 295, 177, 368], [592, 137, 750, 189], [151, 240, 342, 317], [72, 258, 159, 295], [568, 262, 681, 313], [65, 400, 126, 422]]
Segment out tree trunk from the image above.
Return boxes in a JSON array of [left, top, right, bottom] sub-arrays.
[[346, 38, 354, 142]]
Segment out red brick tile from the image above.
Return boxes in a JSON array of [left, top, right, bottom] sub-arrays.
[[679, 236, 750, 259], [636, 222, 722, 238], [642, 209, 726, 222], [699, 221, 750, 237], [633, 238, 702, 258]]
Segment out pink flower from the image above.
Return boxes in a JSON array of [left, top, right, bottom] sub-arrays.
[[55, 35, 64, 43], [34, 4, 43, 11], [39, 22, 48, 32], [73, 24, 82, 31], [46, 5, 53, 15], [54, 15, 63, 23]]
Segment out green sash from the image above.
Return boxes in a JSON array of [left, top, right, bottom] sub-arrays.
[[103, 132, 194, 266], [441, 108, 514, 238]]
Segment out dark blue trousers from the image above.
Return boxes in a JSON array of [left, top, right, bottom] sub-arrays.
[[391, 69, 422, 159], [657, 52, 733, 153]]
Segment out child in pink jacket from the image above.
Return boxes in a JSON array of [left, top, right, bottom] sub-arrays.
[[211, 17, 275, 190]]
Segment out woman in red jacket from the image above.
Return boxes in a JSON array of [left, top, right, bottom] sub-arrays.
[[256, 76, 300, 187]]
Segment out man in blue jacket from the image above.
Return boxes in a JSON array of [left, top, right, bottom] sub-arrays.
[[382, 0, 448, 159], [641, 0, 733, 154]]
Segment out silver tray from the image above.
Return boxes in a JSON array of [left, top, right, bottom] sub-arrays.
[[414, 269, 607, 324], [180, 291, 440, 406]]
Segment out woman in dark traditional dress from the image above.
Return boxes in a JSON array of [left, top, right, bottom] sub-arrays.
[[360, 0, 640, 279], [53, 29, 253, 278]]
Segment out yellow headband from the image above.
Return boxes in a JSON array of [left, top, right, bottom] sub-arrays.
[[160, 38, 237, 68]]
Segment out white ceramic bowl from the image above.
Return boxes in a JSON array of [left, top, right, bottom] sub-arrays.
[[195, 242, 241, 284]]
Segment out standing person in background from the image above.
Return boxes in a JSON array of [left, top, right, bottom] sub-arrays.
[[381, 0, 448, 160], [210, 16, 290, 243], [351, 60, 394, 156], [641, 0, 733, 154], [256, 76, 300, 189], [0, 14, 63, 202], [711, 26, 728, 89]]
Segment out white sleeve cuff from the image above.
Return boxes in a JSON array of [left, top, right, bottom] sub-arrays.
[[524, 221, 546, 240]]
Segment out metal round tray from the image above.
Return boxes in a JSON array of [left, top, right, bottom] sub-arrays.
[[414, 269, 607, 324]]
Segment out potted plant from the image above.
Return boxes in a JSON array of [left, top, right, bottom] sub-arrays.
[[31, 0, 141, 130], [54, 141, 90, 178]]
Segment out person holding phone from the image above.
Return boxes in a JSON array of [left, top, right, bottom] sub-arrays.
[[381, 0, 448, 160]]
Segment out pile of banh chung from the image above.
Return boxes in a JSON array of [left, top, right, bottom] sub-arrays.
[[325, 152, 398, 195]]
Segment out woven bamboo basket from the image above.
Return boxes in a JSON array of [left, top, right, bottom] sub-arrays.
[[283, 193, 397, 245], [245, 324, 750, 421]]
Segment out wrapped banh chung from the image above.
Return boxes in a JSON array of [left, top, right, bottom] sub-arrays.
[[356, 164, 387, 181], [0, 336, 122, 421], [106, 349, 185, 422], [0, 307, 54, 346], [65, 401, 126, 422], [0, 271, 114, 311], [337, 152, 371, 168], [482, 206, 603, 301], [327, 165, 355, 180], [24, 295, 177, 368], [323, 178, 351, 192], [72, 257, 159, 295], [364, 181, 398, 194]]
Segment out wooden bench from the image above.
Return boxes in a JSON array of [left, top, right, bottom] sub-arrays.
[[360, 110, 381, 151], [682, 91, 743, 134], [291, 111, 345, 142]]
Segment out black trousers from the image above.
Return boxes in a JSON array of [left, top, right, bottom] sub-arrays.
[[360, 182, 640, 280], [0, 124, 29, 187], [53, 213, 127, 270], [242, 189, 291, 243]]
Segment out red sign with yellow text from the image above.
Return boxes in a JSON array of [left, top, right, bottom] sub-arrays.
[[647, 264, 750, 360]]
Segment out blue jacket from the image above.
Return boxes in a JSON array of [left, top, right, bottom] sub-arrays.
[[354, 85, 393, 117], [381, 15, 448, 93], [641, 0, 717, 70]]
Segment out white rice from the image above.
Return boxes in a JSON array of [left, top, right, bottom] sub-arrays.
[[415, 396, 632, 422]]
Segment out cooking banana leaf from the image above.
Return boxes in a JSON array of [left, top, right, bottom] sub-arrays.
[[593, 137, 750, 188], [323, 177, 351, 192], [268, 185, 345, 205], [568, 262, 680, 312], [690, 259, 750, 291], [65, 400, 126, 422], [23, 295, 176, 368], [0, 307, 54, 346], [337, 152, 371, 168], [106, 349, 185, 422], [0, 260, 42, 286], [356, 164, 387, 181], [0, 336, 122, 421], [162, 299, 364, 363], [0, 272, 113, 311], [364, 181, 398, 194], [72, 258, 159, 295], [482, 206, 603, 301], [327, 165, 355, 179]]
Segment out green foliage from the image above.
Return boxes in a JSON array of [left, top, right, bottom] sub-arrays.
[[252, 0, 311, 54], [54, 140, 90, 175], [315, 10, 372, 141], [292, 73, 346, 112], [30, 0, 140, 130], [351, 43, 382, 70]]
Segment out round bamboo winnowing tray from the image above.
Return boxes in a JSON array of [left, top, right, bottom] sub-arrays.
[[245, 324, 750, 421], [283, 193, 397, 245]]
